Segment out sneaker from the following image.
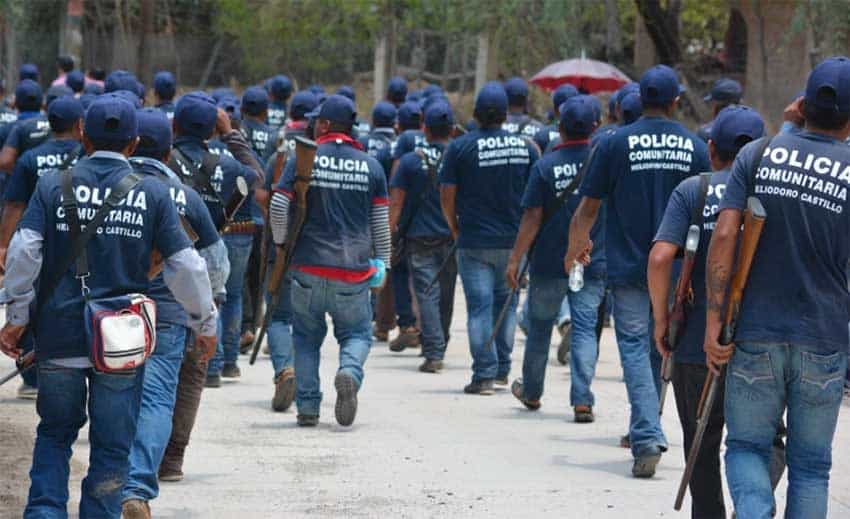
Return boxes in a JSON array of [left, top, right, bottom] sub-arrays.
[[16, 383, 37, 400], [510, 378, 541, 410], [574, 405, 594, 423], [122, 499, 151, 519], [204, 374, 221, 388], [221, 363, 241, 379], [389, 326, 421, 352], [557, 322, 572, 366], [239, 330, 255, 354], [272, 368, 296, 412], [464, 379, 495, 395], [373, 324, 389, 342], [419, 359, 444, 373], [632, 447, 662, 478], [297, 414, 319, 427], [620, 434, 631, 449], [334, 371, 359, 426], [494, 375, 509, 386]]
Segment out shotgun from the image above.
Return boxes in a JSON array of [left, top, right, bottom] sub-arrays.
[[250, 136, 317, 365], [674, 196, 766, 511]]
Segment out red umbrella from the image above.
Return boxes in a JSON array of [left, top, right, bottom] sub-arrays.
[[530, 58, 631, 94]]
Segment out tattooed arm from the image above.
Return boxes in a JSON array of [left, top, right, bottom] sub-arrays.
[[703, 208, 742, 374]]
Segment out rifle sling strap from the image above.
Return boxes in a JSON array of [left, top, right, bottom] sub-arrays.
[[170, 147, 224, 208]]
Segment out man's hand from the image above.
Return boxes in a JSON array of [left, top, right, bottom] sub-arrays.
[[0, 247, 7, 273], [783, 96, 805, 127], [654, 317, 671, 359], [506, 257, 522, 291], [0, 323, 26, 359], [215, 108, 233, 136], [195, 335, 218, 363], [564, 239, 592, 275], [704, 333, 734, 376]]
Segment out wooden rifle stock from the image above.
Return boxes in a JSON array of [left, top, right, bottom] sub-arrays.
[[250, 136, 317, 365], [254, 147, 289, 333], [675, 196, 766, 511]]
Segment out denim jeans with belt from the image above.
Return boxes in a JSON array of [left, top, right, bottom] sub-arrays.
[[408, 242, 457, 361]]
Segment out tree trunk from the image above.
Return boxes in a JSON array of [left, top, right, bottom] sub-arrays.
[[634, 0, 682, 65], [634, 11, 657, 73], [373, 33, 388, 104], [475, 32, 489, 94], [604, 0, 623, 61], [136, 0, 154, 85]]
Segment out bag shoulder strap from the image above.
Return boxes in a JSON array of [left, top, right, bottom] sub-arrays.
[[171, 147, 224, 207], [396, 148, 441, 238]]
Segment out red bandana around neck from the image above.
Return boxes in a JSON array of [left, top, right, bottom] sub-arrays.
[[316, 132, 364, 151]]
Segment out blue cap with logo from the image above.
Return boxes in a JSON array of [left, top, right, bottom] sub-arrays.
[[47, 95, 83, 132], [19, 63, 39, 82], [474, 81, 508, 115], [424, 101, 454, 128], [65, 70, 85, 93], [397, 101, 422, 128], [710, 105, 765, 152], [559, 95, 597, 136], [241, 86, 269, 116], [552, 84, 580, 113], [504, 77, 529, 105], [83, 82, 104, 95], [620, 92, 643, 124], [135, 107, 173, 158], [640, 65, 682, 108], [290, 90, 318, 120], [805, 56, 850, 114], [175, 91, 218, 139], [45, 85, 74, 108], [15, 80, 43, 112], [154, 71, 176, 100], [111, 89, 142, 109], [316, 94, 357, 125], [105, 70, 138, 94], [217, 96, 241, 123], [270, 75, 293, 101], [84, 94, 138, 145], [387, 77, 408, 103], [704, 78, 743, 103], [371, 101, 397, 127], [336, 85, 356, 102]]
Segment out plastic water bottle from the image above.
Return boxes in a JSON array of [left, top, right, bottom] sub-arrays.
[[569, 261, 584, 292]]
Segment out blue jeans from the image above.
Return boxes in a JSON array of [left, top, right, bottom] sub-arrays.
[[26, 363, 144, 519], [267, 276, 293, 377], [209, 233, 253, 375], [725, 342, 847, 519], [408, 243, 457, 361], [610, 283, 667, 456], [290, 270, 372, 416], [123, 324, 187, 503], [519, 294, 570, 333], [456, 248, 516, 381], [391, 256, 417, 328], [522, 276, 605, 404]]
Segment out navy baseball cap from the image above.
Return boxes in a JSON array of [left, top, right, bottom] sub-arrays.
[[422, 94, 449, 113], [217, 96, 241, 123], [397, 101, 422, 128], [552, 84, 580, 112], [704, 78, 743, 103], [15, 80, 43, 111], [211, 87, 235, 103], [308, 84, 325, 95], [615, 82, 640, 106], [65, 70, 85, 93], [289, 90, 318, 120], [406, 91, 423, 104], [387, 77, 408, 103], [474, 81, 508, 115], [19, 63, 39, 81], [504, 77, 529, 105], [317, 94, 357, 125], [270, 75, 293, 101], [241, 86, 269, 116], [640, 65, 682, 108], [175, 91, 218, 139], [154, 71, 176, 100], [424, 101, 454, 129], [559, 95, 596, 136], [710, 105, 765, 152], [47, 95, 83, 132], [422, 84, 443, 99], [79, 93, 96, 111], [84, 82, 104, 95], [336, 85, 356, 102], [104, 70, 138, 93], [135, 107, 173, 158], [112, 89, 142, 109], [45, 85, 74, 107], [371, 101, 397, 127], [620, 92, 643, 124], [84, 94, 138, 145], [805, 56, 850, 114]]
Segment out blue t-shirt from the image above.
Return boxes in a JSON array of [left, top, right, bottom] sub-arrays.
[[267, 101, 287, 130], [172, 136, 258, 229], [157, 101, 175, 120], [130, 157, 219, 327], [654, 170, 728, 364], [19, 154, 191, 360], [360, 128, 395, 180], [4, 114, 50, 155], [579, 116, 710, 284], [263, 122, 310, 190], [439, 128, 539, 249], [719, 131, 850, 353], [276, 139, 388, 272], [5, 138, 82, 203], [522, 142, 605, 279], [533, 124, 560, 154], [503, 113, 544, 139], [0, 107, 17, 126], [390, 142, 451, 239], [392, 129, 425, 161], [242, 118, 276, 163]]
